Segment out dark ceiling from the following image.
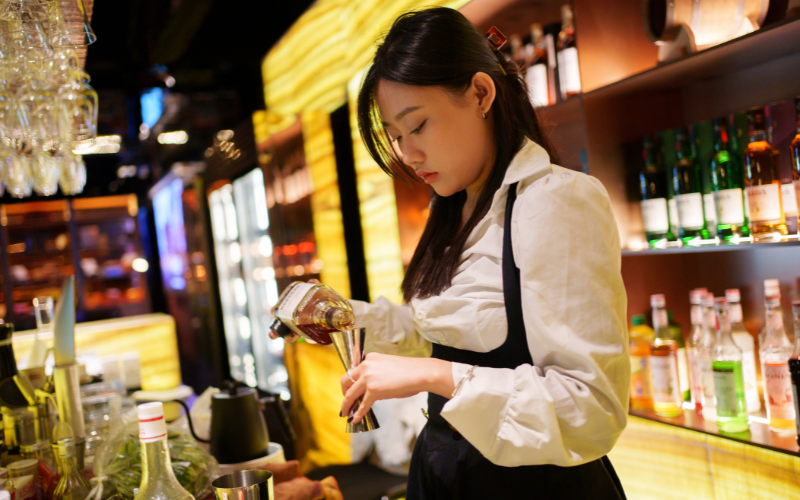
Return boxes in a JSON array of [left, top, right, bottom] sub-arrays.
[[85, 0, 316, 113]]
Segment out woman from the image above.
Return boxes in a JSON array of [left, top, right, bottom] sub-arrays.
[[308, 7, 626, 499]]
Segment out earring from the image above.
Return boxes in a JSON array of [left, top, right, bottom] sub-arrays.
[[482, 111, 486, 119]]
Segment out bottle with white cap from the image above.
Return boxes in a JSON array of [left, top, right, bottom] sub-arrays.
[[699, 292, 718, 420], [725, 289, 760, 412], [133, 402, 194, 500], [649, 294, 683, 417], [759, 281, 795, 433], [759, 279, 781, 347], [687, 288, 708, 412]]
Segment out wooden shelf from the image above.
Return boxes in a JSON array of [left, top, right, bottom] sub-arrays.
[[622, 238, 800, 256], [630, 408, 800, 457]]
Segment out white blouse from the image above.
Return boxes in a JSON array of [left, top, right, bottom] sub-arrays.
[[349, 138, 629, 468]]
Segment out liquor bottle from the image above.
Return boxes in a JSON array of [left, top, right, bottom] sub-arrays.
[[53, 439, 91, 500], [744, 107, 788, 241], [271, 282, 354, 345], [710, 118, 749, 241], [556, 4, 581, 100], [629, 315, 654, 411], [134, 402, 195, 500], [788, 300, 800, 445], [694, 122, 718, 238], [700, 292, 718, 420], [639, 136, 674, 247], [667, 311, 690, 402], [649, 294, 682, 417], [673, 127, 710, 243], [725, 289, 760, 413], [525, 24, 550, 107], [659, 129, 682, 237], [759, 279, 781, 347], [712, 298, 749, 433], [687, 288, 708, 411], [509, 34, 525, 72], [791, 97, 800, 234], [759, 286, 796, 433]]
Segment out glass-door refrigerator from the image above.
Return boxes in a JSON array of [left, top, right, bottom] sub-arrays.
[[208, 169, 287, 397]]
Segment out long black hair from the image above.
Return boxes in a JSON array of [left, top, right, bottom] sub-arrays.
[[357, 7, 557, 302]]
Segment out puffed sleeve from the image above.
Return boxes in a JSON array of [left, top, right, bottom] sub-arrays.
[[350, 298, 432, 358], [440, 168, 629, 467]]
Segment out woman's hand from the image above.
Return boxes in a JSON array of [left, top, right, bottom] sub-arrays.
[[268, 279, 321, 343], [340, 353, 454, 424]]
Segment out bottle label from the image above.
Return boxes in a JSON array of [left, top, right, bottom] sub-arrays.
[[650, 355, 682, 404], [676, 192, 705, 229], [713, 365, 739, 416], [274, 282, 315, 337], [765, 362, 794, 420], [641, 198, 669, 233], [703, 193, 717, 226], [139, 413, 168, 443], [668, 198, 680, 230], [781, 183, 798, 215], [716, 188, 745, 225], [747, 184, 782, 223], [526, 64, 549, 107], [556, 47, 581, 95], [630, 355, 652, 399]]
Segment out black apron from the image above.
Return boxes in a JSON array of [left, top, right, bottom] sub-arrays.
[[406, 182, 626, 500]]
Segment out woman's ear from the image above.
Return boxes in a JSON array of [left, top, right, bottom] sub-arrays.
[[470, 72, 497, 117]]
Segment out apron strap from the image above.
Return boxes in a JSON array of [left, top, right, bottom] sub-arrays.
[[502, 182, 534, 366]]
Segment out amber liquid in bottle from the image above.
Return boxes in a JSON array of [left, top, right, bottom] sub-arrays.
[[272, 283, 355, 344], [744, 107, 787, 240]]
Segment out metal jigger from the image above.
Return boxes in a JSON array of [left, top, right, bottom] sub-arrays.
[[330, 328, 379, 433]]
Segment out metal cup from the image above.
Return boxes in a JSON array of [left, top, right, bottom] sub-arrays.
[[330, 328, 379, 433], [212, 470, 273, 500]]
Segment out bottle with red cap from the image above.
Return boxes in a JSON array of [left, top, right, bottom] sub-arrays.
[[134, 402, 194, 500], [725, 289, 760, 413], [759, 282, 795, 433], [687, 288, 708, 412], [649, 294, 683, 417]]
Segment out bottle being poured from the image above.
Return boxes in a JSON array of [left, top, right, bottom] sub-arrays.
[[270, 282, 355, 345]]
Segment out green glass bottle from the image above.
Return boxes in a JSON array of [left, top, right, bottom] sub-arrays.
[[673, 127, 710, 243], [639, 136, 674, 247], [791, 98, 800, 235], [710, 117, 749, 241], [712, 298, 749, 433], [658, 129, 681, 238], [694, 121, 718, 238]]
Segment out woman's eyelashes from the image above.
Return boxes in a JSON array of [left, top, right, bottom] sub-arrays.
[[393, 119, 427, 144]]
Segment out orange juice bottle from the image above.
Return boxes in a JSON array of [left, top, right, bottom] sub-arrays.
[[630, 314, 655, 411]]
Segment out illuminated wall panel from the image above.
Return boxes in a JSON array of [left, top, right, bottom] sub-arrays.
[[301, 111, 351, 299]]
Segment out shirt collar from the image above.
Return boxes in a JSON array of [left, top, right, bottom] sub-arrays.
[[502, 137, 552, 186]]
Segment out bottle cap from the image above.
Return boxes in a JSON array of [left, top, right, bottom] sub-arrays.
[[714, 297, 728, 306], [702, 293, 715, 307], [631, 314, 646, 326], [138, 402, 168, 443], [764, 279, 780, 299], [650, 294, 665, 308], [270, 318, 292, 338], [690, 289, 707, 304], [725, 289, 740, 302]]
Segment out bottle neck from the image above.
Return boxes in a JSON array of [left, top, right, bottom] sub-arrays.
[[715, 308, 734, 345], [313, 303, 355, 331], [141, 437, 178, 486], [652, 307, 670, 338], [729, 301, 744, 325], [59, 455, 78, 476], [690, 304, 703, 325], [750, 129, 767, 143]]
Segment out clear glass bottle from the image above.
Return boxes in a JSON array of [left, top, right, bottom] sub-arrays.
[[744, 106, 788, 241], [667, 311, 690, 403], [673, 126, 710, 244], [629, 315, 654, 411], [788, 300, 800, 445], [759, 279, 781, 348], [649, 294, 682, 417], [556, 4, 581, 100], [710, 118, 749, 241], [760, 289, 795, 433], [271, 282, 355, 345], [640, 135, 674, 247], [134, 402, 194, 500], [725, 289, 760, 413], [712, 298, 749, 433], [53, 439, 90, 500], [699, 293, 718, 420], [687, 288, 708, 412]]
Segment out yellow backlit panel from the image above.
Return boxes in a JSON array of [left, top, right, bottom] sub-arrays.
[[347, 70, 404, 304], [609, 416, 800, 500], [302, 111, 351, 299]]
